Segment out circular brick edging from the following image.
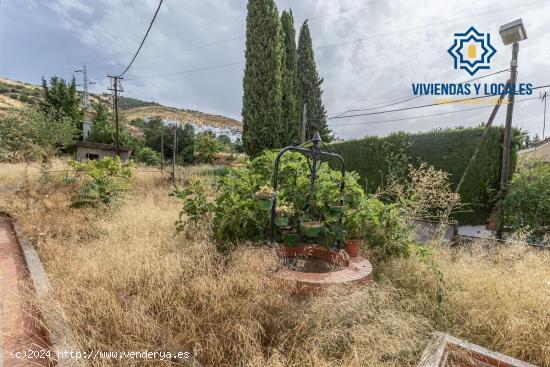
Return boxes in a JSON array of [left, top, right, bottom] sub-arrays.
[[273, 244, 373, 291]]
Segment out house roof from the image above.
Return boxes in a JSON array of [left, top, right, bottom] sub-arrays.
[[75, 141, 132, 152]]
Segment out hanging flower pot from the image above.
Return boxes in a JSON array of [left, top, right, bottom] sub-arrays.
[[275, 204, 294, 226], [255, 186, 275, 211], [275, 216, 289, 227], [258, 198, 273, 210], [282, 230, 299, 246], [330, 205, 344, 214], [301, 221, 324, 237], [344, 239, 361, 257]]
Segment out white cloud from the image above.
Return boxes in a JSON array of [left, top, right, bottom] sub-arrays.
[[4, 0, 550, 138]]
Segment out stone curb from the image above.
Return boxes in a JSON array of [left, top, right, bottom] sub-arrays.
[[2, 212, 85, 367]]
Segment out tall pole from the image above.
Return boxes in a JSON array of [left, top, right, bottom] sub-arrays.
[[107, 75, 122, 157], [543, 92, 547, 140], [497, 42, 519, 239], [500, 42, 519, 192], [301, 103, 307, 143], [83, 63, 89, 110], [160, 131, 164, 173], [172, 124, 177, 182]]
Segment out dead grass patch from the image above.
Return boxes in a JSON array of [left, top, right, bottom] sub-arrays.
[[1, 161, 548, 366]]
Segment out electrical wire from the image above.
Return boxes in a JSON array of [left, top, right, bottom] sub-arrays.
[[328, 85, 550, 121], [117, 0, 164, 78], [328, 96, 539, 127], [330, 69, 510, 118]]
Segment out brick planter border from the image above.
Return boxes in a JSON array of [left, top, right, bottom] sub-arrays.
[[1, 211, 86, 367], [273, 244, 373, 293], [418, 332, 537, 367]]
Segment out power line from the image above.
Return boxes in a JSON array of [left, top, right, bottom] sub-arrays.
[[330, 69, 510, 118], [328, 85, 550, 120], [117, 0, 164, 77], [328, 96, 539, 127], [124, 61, 243, 81]]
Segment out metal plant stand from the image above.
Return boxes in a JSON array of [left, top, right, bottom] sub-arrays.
[[269, 132, 347, 248]]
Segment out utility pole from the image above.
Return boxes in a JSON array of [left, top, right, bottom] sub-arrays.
[[542, 91, 547, 140], [301, 103, 308, 143], [500, 42, 519, 192], [107, 75, 123, 157], [160, 131, 164, 174], [172, 124, 177, 182]]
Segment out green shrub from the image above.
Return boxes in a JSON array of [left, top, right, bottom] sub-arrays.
[[69, 157, 134, 208], [172, 179, 214, 232], [332, 127, 521, 220], [501, 160, 550, 237], [134, 146, 161, 166], [195, 131, 221, 163]]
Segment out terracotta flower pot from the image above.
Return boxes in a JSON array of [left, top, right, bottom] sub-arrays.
[[344, 239, 361, 257]]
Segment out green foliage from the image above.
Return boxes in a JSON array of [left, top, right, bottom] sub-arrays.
[[280, 9, 301, 146], [242, 0, 284, 156], [68, 157, 133, 208], [134, 146, 161, 166], [142, 118, 195, 164], [39, 76, 83, 130], [359, 198, 413, 262], [0, 107, 78, 161], [172, 179, 214, 232], [88, 99, 132, 146], [297, 21, 331, 142], [195, 131, 221, 163], [332, 127, 520, 219], [217, 134, 232, 147], [501, 160, 550, 237], [118, 96, 160, 110], [213, 150, 364, 246]]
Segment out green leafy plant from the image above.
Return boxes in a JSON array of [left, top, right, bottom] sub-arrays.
[[195, 131, 221, 163], [134, 146, 161, 167], [173, 178, 214, 232], [500, 159, 550, 238], [275, 204, 294, 217], [255, 185, 275, 199], [68, 157, 133, 208]]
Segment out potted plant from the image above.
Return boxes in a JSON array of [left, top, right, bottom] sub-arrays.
[[275, 204, 294, 227], [300, 216, 324, 238], [329, 202, 345, 216], [282, 228, 299, 246], [342, 208, 363, 257], [254, 185, 275, 210]]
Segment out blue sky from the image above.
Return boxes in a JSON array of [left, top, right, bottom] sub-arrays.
[[1, 0, 550, 140]]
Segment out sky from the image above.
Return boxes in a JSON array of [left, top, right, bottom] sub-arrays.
[[1, 0, 549, 140]]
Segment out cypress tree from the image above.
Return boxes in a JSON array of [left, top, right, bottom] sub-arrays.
[[280, 9, 300, 146], [242, 0, 284, 156], [297, 20, 332, 142]]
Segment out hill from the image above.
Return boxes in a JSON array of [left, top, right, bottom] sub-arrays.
[[0, 77, 242, 132]]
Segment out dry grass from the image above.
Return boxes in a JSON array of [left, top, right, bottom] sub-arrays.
[[1, 160, 549, 366]]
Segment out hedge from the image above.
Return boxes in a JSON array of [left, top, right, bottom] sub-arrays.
[[331, 127, 520, 223]]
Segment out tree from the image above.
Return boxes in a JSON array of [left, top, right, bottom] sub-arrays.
[[195, 131, 221, 163], [280, 9, 301, 146], [88, 99, 131, 145], [242, 0, 284, 156], [39, 76, 83, 130], [0, 107, 78, 161], [142, 118, 195, 164], [297, 21, 332, 142]]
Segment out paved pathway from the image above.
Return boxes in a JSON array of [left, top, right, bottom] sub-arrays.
[[0, 218, 52, 366]]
